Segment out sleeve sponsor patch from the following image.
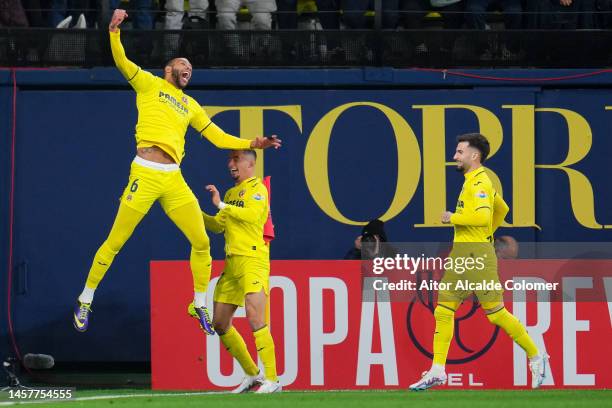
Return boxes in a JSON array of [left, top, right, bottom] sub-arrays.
[[476, 190, 487, 199], [253, 192, 263, 201]]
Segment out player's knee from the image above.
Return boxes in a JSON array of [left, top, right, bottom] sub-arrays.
[[213, 319, 231, 335], [248, 316, 266, 331], [245, 308, 265, 331], [483, 302, 505, 322], [191, 234, 210, 252], [485, 306, 508, 325]]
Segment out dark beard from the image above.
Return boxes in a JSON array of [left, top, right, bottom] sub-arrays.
[[171, 69, 185, 89], [455, 164, 465, 173]]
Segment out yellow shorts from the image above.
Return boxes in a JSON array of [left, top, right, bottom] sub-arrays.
[[119, 156, 197, 215], [213, 255, 270, 307], [438, 242, 503, 305]]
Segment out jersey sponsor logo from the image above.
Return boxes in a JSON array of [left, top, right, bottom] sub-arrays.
[[476, 190, 487, 199], [226, 199, 245, 207], [253, 193, 263, 201], [158, 91, 189, 115]]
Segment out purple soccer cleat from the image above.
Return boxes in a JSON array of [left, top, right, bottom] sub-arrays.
[[73, 301, 92, 332], [188, 303, 216, 335]]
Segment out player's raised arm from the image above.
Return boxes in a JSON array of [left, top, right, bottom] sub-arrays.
[[108, 9, 154, 92]]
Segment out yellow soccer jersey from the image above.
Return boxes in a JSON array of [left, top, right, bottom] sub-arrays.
[[203, 177, 269, 259], [110, 30, 250, 164], [450, 168, 509, 243]]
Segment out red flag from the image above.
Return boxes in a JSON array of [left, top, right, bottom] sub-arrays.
[[262, 176, 275, 243]]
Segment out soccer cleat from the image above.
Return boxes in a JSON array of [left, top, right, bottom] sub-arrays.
[[408, 369, 447, 391], [529, 353, 549, 389], [232, 372, 265, 393], [255, 380, 282, 394], [187, 303, 215, 335], [73, 301, 92, 332]]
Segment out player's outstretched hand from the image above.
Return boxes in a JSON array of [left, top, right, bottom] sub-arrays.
[[109, 9, 128, 32], [251, 135, 282, 150], [441, 211, 453, 224], [206, 185, 221, 207]]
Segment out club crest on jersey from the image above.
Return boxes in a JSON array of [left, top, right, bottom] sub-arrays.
[[476, 190, 487, 199], [253, 193, 263, 201], [238, 189, 245, 197], [181, 96, 188, 104]]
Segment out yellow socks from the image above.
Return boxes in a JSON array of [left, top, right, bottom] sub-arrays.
[[432, 305, 455, 366], [219, 326, 259, 376], [190, 248, 212, 293], [254, 325, 278, 381], [84, 241, 117, 290], [487, 308, 539, 358]]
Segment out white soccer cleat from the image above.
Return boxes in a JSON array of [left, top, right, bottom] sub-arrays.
[[529, 353, 549, 389], [231, 373, 264, 393], [409, 369, 447, 391], [255, 380, 282, 394]]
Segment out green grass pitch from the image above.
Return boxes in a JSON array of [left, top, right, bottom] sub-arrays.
[[0, 389, 610, 408]]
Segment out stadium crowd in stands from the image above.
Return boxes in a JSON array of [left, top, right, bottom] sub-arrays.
[[2, 0, 611, 29]]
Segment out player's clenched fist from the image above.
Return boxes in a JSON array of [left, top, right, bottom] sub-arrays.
[[109, 9, 128, 32]]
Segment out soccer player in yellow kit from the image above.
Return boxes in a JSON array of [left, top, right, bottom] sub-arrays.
[[72, 9, 281, 334], [409, 133, 548, 391], [201, 150, 280, 393]]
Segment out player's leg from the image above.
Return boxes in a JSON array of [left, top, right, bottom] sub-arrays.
[[237, 256, 279, 393], [74, 163, 157, 332], [476, 243, 548, 389], [161, 171, 215, 333], [408, 299, 458, 391], [166, 200, 215, 334], [213, 261, 263, 393], [83, 203, 146, 296], [481, 301, 548, 388], [74, 203, 146, 331], [213, 301, 262, 393], [245, 288, 280, 393], [409, 258, 465, 391]]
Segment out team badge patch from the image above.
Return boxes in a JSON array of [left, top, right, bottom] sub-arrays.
[[181, 96, 188, 104], [253, 193, 263, 201], [239, 189, 245, 197], [476, 190, 487, 199], [126, 194, 133, 202]]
